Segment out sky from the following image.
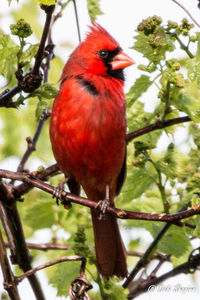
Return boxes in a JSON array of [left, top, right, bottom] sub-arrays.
[[1, 0, 200, 299]]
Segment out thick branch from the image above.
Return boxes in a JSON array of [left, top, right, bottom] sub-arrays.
[[0, 169, 200, 223], [0, 229, 20, 300], [0, 5, 55, 106], [32, 5, 55, 75], [0, 86, 21, 108], [126, 116, 191, 143], [0, 201, 45, 300]]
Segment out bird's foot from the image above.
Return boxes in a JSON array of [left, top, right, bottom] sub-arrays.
[[95, 184, 110, 220], [52, 178, 71, 208], [95, 199, 110, 220]]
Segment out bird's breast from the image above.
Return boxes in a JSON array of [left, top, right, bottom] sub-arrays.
[[50, 77, 126, 188]]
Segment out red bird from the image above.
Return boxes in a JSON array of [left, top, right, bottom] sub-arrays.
[[50, 24, 134, 278]]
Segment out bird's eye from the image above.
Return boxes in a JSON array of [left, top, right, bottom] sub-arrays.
[[99, 49, 109, 59]]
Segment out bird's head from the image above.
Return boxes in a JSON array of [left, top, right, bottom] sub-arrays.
[[63, 23, 134, 81]]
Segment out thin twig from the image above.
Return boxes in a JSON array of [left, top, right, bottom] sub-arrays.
[[14, 163, 60, 198], [0, 169, 200, 223], [16, 255, 86, 283], [126, 116, 191, 143], [17, 110, 50, 173], [72, 0, 81, 42], [171, 0, 200, 28], [4, 242, 170, 263], [167, 32, 194, 58], [127, 250, 200, 299], [123, 223, 171, 288], [6, 242, 70, 251]]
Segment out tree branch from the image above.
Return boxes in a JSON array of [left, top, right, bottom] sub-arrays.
[[123, 223, 171, 288], [127, 248, 200, 299], [0, 229, 20, 300], [0, 201, 45, 300], [0, 169, 199, 223], [14, 163, 60, 198], [0, 5, 55, 106], [0, 86, 21, 108], [16, 255, 86, 283], [16, 110, 50, 173], [32, 5, 55, 75], [4, 242, 170, 263], [126, 116, 191, 143], [72, 0, 81, 42]]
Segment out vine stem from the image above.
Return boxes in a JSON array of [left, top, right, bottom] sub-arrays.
[[171, 0, 200, 28]]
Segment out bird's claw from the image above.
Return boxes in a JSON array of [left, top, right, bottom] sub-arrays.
[[95, 199, 110, 220], [52, 185, 63, 205], [52, 178, 68, 205]]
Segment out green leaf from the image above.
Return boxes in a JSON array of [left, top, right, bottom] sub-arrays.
[[119, 167, 155, 202], [130, 193, 163, 214], [0, 34, 18, 81], [31, 83, 58, 100], [21, 44, 38, 63], [24, 197, 56, 230], [133, 27, 174, 63], [156, 146, 190, 180], [49, 262, 80, 296], [196, 32, 200, 59], [174, 92, 200, 122], [35, 100, 48, 120], [127, 101, 151, 132], [193, 216, 200, 237], [87, 0, 103, 22], [126, 75, 152, 108], [157, 226, 192, 264], [104, 279, 128, 300], [38, 0, 56, 5]]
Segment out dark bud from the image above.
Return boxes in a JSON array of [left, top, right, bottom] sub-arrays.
[[18, 71, 43, 93]]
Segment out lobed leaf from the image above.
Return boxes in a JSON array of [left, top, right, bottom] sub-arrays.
[[87, 0, 103, 22], [126, 75, 152, 108]]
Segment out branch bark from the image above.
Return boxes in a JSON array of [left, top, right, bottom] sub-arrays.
[[0, 5, 55, 107], [16, 110, 50, 173], [0, 169, 200, 223], [0, 229, 20, 300], [16, 255, 86, 283], [126, 116, 191, 143]]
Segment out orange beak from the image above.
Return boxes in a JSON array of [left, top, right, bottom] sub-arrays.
[[111, 51, 135, 70]]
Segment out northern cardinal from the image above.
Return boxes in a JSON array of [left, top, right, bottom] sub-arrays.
[[50, 24, 134, 278]]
